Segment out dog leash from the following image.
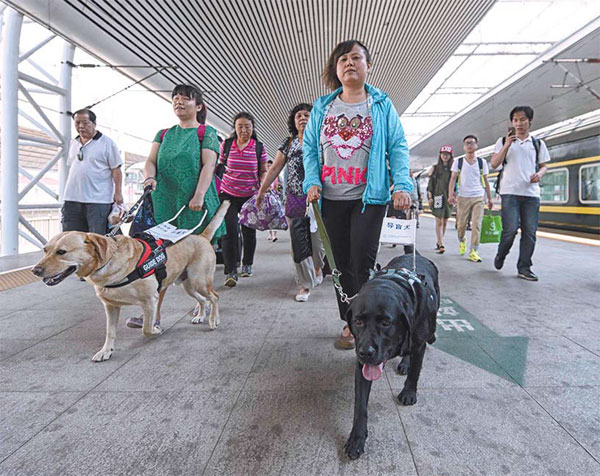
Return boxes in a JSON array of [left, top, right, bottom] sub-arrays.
[[312, 201, 417, 302], [311, 202, 356, 304]]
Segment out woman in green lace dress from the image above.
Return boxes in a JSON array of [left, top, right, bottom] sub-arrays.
[[126, 84, 222, 329], [427, 145, 454, 253], [144, 84, 223, 239]]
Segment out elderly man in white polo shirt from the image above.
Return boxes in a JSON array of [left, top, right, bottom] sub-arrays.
[[62, 109, 123, 234], [491, 106, 550, 281]]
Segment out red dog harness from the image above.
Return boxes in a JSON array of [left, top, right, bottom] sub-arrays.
[[105, 235, 168, 291]]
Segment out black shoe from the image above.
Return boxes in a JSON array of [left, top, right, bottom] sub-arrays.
[[518, 269, 538, 281], [494, 255, 505, 270], [224, 272, 238, 287]]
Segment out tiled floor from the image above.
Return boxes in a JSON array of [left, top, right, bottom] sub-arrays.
[[0, 217, 598, 475]]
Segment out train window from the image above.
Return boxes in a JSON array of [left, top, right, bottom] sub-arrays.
[[580, 163, 600, 204], [540, 168, 568, 204]]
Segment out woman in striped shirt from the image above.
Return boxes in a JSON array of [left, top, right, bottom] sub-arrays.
[[218, 112, 268, 287]]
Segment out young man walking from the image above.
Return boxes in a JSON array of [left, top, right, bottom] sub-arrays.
[[448, 135, 493, 262], [491, 106, 550, 281]]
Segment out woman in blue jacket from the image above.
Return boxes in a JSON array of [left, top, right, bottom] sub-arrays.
[[303, 39, 412, 349]]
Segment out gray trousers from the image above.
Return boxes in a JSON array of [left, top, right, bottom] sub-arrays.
[[62, 201, 111, 234], [286, 217, 325, 290]]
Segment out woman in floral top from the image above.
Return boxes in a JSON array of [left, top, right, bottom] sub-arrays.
[[257, 103, 325, 302]]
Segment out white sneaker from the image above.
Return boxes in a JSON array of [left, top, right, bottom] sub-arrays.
[[295, 290, 310, 302], [315, 273, 323, 286]]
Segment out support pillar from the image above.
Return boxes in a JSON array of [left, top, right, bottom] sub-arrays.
[[1, 8, 23, 256], [58, 42, 75, 200]]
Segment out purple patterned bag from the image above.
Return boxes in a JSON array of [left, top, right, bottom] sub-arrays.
[[239, 191, 288, 231], [285, 193, 307, 218]]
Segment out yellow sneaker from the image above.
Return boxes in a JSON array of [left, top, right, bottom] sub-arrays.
[[459, 239, 467, 256], [468, 249, 482, 262]]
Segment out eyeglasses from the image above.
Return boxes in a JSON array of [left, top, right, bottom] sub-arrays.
[[464, 141, 477, 145]]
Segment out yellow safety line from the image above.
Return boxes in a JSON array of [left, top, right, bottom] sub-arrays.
[[539, 206, 600, 215], [546, 156, 599, 168]]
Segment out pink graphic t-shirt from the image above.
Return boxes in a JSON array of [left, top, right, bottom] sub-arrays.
[[320, 96, 372, 200]]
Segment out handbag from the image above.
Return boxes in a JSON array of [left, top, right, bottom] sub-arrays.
[[285, 193, 307, 218], [239, 192, 288, 231], [480, 211, 502, 244], [129, 190, 157, 237], [289, 216, 312, 263]]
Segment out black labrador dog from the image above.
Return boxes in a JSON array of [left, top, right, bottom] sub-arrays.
[[343, 253, 439, 459]]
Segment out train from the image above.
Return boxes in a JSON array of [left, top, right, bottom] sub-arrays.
[[414, 120, 600, 235]]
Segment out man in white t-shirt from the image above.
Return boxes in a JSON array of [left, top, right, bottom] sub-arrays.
[[448, 135, 493, 263], [490, 106, 550, 281], [62, 109, 123, 234]]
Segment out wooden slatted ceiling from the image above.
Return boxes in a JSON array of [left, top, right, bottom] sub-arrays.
[[18, 0, 496, 158]]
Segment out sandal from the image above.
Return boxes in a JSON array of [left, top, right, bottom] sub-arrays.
[[436, 244, 446, 254], [334, 325, 355, 350]]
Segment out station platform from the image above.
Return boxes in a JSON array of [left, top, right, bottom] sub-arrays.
[[0, 217, 598, 476]]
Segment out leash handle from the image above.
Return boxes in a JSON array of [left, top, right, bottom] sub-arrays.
[[311, 202, 354, 304], [106, 186, 154, 237]]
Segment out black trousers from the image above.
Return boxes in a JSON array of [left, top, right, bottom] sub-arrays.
[[220, 193, 257, 275], [321, 198, 386, 321]]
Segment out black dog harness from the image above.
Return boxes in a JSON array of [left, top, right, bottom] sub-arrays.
[[104, 234, 168, 291], [369, 267, 425, 294]]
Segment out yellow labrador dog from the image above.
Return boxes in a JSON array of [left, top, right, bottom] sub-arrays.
[[32, 201, 230, 362]]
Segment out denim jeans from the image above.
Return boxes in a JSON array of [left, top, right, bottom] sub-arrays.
[[497, 194, 540, 272]]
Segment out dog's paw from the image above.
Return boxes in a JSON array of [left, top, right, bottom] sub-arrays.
[[143, 325, 163, 337], [344, 432, 367, 460], [208, 317, 220, 330], [397, 360, 409, 375], [92, 348, 113, 362], [398, 388, 417, 406], [190, 314, 204, 325]]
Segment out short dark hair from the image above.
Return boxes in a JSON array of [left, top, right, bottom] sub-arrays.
[[510, 106, 534, 122], [463, 135, 478, 143], [73, 108, 96, 124], [322, 40, 372, 91], [232, 112, 257, 140], [287, 103, 312, 136], [171, 84, 207, 124]]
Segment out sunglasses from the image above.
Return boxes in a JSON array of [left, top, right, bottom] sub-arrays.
[[77, 149, 84, 161]]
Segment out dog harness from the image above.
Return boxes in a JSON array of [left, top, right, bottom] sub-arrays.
[[368, 267, 426, 297], [104, 234, 168, 291]]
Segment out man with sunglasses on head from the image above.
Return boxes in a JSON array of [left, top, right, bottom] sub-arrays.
[[62, 108, 123, 234]]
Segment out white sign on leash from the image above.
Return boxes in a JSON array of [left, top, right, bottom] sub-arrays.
[[144, 207, 207, 243], [379, 217, 416, 245], [145, 223, 194, 243]]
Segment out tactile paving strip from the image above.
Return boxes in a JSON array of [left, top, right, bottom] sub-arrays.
[[0, 267, 40, 292]]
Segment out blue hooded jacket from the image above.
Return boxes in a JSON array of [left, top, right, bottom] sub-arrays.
[[302, 83, 412, 206]]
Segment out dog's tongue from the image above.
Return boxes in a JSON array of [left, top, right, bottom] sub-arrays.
[[362, 363, 384, 381]]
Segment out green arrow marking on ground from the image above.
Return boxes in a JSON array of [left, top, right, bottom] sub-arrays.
[[433, 297, 529, 385]]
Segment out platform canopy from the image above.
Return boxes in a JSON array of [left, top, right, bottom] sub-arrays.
[[5, 0, 496, 156], [409, 21, 600, 167]]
